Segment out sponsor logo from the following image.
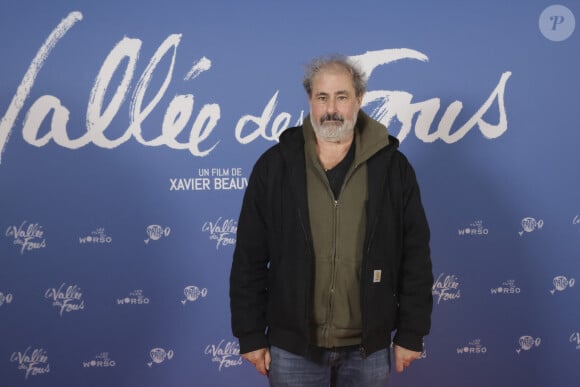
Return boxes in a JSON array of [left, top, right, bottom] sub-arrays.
[[170, 167, 248, 191], [204, 339, 243, 371], [516, 335, 541, 354], [117, 289, 150, 305], [457, 220, 489, 236], [79, 227, 112, 244], [10, 347, 50, 380], [147, 348, 174, 367], [5, 221, 47, 254], [202, 217, 237, 249], [550, 275, 575, 295], [570, 332, 580, 350], [0, 291, 14, 306], [490, 279, 521, 295], [181, 285, 208, 305], [457, 339, 487, 355], [144, 225, 171, 244], [432, 273, 461, 304], [44, 283, 85, 316], [518, 217, 543, 236], [82, 352, 116, 368]]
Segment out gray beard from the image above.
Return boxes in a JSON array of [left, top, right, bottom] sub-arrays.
[[310, 116, 356, 142]]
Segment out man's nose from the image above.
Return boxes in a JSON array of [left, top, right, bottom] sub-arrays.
[[326, 98, 338, 114]]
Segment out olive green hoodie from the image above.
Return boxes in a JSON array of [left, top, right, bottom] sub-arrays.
[[304, 111, 390, 348]]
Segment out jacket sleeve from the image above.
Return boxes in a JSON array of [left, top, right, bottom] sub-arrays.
[[392, 154, 433, 352], [229, 155, 271, 354]]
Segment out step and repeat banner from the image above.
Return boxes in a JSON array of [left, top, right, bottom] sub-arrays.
[[1, 1, 579, 386]]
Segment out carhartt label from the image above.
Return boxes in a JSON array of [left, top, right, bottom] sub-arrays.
[[373, 270, 382, 283]]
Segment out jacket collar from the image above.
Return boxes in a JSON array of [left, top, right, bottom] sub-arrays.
[[298, 110, 393, 165]]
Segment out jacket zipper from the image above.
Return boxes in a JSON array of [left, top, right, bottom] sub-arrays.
[[325, 198, 339, 346]]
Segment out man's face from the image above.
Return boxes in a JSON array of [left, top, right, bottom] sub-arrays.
[[309, 66, 362, 142]]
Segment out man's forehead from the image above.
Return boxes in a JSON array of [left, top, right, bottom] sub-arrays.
[[311, 68, 355, 92]]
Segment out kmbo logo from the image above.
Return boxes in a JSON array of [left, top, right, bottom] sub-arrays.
[[144, 224, 171, 244], [181, 285, 208, 305], [518, 217, 543, 236], [148, 348, 174, 367], [516, 335, 541, 354], [0, 291, 14, 307], [550, 275, 575, 295]]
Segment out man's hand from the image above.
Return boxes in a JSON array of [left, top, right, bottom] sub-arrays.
[[242, 347, 271, 376], [394, 344, 422, 373]]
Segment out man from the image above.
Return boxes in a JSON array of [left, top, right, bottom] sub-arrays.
[[230, 55, 433, 386]]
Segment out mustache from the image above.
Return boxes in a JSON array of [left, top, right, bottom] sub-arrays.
[[320, 113, 344, 124]]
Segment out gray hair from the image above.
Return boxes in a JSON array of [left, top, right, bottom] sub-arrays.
[[302, 54, 367, 97]]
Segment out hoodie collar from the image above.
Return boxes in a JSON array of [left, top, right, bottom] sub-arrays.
[[301, 110, 392, 166]]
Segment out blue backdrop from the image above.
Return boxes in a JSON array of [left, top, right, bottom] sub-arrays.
[[1, 1, 579, 386]]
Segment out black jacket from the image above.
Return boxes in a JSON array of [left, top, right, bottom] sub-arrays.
[[230, 117, 433, 357]]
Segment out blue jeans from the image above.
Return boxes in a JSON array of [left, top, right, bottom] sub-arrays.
[[268, 345, 390, 387]]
